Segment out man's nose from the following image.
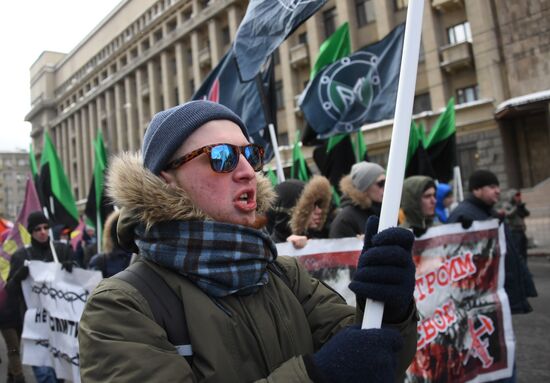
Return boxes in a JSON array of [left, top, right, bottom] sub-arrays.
[[233, 153, 256, 178]]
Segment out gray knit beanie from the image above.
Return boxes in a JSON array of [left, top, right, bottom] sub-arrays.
[[350, 161, 385, 191], [142, 100, 249, 174]]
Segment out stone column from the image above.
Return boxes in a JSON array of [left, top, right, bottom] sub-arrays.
[[465, 0, 508, 104], [67, 115, 76, 197], [125, 74, 139, 151], [227, 5, 239, 40], [420, 2, 447, 109], [191, 30, 201, 86], [148, 59, 161, 114], [208, 18, 222, 66], [135, 67, 146, 142], [80, 106, 91, 195], [306, 15, 323, 66], [74, 111, 85, 200], [335, 0, 356, 49], [88, 101, 97, 172], [175, 41, 190, 103], [114, 82, 126, 152], [161, 50, 176, 108], [105, 89, 117, 155], [373, 0, 394, 38], [279, 40, 298, 142]]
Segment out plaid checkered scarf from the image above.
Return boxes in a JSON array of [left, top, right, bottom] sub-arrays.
[[135, 220, 277, 297]]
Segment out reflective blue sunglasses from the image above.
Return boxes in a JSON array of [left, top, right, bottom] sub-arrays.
[[165, 143, 265, 173]]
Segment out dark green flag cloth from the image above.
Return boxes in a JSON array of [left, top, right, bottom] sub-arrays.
[[85, 131, 114, 232], [426, 98, 456, 183], [290, 131, 312, 182], [38, 133, 79, 229], [405, 121, 435, 179]]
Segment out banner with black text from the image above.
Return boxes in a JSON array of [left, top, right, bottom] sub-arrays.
[[21, 261, 102, 382]]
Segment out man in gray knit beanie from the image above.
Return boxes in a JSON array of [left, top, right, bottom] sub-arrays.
[[80, 100, 417, 382]]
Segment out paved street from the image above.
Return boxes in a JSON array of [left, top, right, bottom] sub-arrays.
[[513, 255, 550, 382], [1, 255, 549, 382]]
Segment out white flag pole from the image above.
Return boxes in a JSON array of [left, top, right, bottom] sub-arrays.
[[362, 0, 425, 329]]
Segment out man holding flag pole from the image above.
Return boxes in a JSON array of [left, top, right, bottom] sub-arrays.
[[78, 1, 421, 382]]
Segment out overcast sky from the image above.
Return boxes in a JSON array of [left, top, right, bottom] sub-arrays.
[[0, 1, 121, 152]]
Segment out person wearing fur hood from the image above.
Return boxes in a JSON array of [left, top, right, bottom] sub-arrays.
[[329, 161, 386, 238], [78, 101, 418, 383], [267, 175, 333, 248]]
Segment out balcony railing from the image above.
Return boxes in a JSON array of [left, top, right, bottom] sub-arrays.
[[439, 41, 473, 73], [432, 0, 464, 12], [289, 43, 309, 68]]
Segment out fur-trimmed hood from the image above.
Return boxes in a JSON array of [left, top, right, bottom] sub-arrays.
[[289, 175, 332, 235], [339, 175, 373, 210], [107, 152, 276, 248]]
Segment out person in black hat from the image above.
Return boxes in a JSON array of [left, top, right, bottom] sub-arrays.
[[79, 100, 418, 382], [6, 211, 74, 383], [447, 169, 535, 382]]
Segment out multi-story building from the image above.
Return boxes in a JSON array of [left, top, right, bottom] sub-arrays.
[[0, 151, 29, 221], [26, 0, 550, 200]]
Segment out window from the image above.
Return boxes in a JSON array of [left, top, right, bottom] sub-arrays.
[[447, 22, 472, 45], [187, 48, 193, 65], [153, 29, 163, 43], [298, 32, 308, 45], [413, 92, 432, 114], [323, 7, 337, 38], [456, 85, 479, 104], [356, 0, 375, 27], [189, 79, 195, 94], [394, 0, 408, 10], [275, 80, 284, 110]]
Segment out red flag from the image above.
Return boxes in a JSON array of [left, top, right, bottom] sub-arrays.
[[1, 177, 42, 287]]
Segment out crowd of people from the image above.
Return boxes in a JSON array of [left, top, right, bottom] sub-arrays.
[[0, 99, 538, 382]]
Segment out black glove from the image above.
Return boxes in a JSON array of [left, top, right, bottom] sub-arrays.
[[458, 216, 473, 229], [306, 325, 403, 383], [61, 261, 75, 273], [349, 216, 416, 323], [10, 265, 29, 284], [412, 226, 427, 238]]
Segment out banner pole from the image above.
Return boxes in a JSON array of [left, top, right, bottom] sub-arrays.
[[362, 0, 425, 329]]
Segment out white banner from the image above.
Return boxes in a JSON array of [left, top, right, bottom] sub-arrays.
[[20, 261, 102, 382], [277, 221, 514, 382]]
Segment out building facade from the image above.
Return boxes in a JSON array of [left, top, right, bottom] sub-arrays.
[[26, 0, 550, 206], [0, 151, 29, 221]]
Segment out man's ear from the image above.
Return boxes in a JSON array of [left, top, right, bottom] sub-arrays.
[[159, 170, 177, 188], [472, 188, 481, 199]]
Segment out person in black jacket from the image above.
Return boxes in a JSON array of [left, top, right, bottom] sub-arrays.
[[329, 161, 386, 238], [447, 169, 536, 314], [6, 211, 74, 383]]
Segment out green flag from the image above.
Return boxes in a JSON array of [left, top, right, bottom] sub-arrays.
[[290, 131, 311, 182], [38, 133, 79, 229], [426, 98, 456, 182], [354, 130, 368, 163], [310, 22, 351, 80], [405, 121, 435, 178], [85, 131, 113, 232], [426, 98, 456, 148], [266, 167, 278, 187], [29, 143, 38, 178]]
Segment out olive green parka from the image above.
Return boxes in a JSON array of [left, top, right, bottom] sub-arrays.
[[78, 153, 418, 382]]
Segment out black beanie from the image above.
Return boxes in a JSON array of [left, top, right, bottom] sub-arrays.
[[27, 211, 49, 232], [141, 100, 249, 175], [469, 169, 499, 191]]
